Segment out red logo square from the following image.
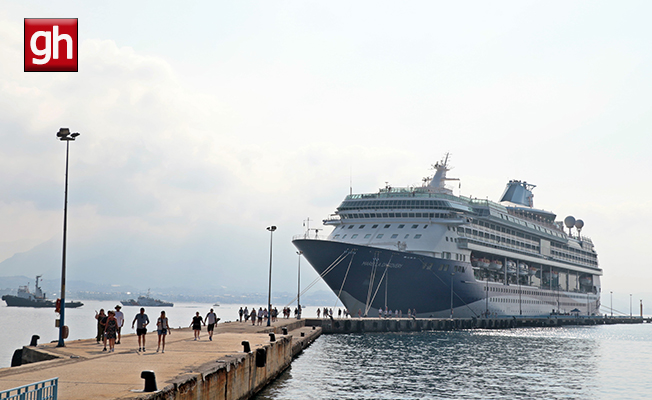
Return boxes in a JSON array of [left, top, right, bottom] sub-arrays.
[[25, 18, 78, 72]]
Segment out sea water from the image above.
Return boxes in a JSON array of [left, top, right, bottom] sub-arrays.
[[255, 324, 652, 400]]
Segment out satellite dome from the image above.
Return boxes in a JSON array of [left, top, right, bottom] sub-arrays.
[[575, 219, 584, 230], [564, 216, 576, 229]]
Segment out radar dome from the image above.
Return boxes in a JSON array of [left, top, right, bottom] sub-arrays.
[[564, 216, 576, 229], [575, 219, 584, 230]]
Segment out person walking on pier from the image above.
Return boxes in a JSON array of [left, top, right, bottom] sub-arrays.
[[257, 307, 264, 326], [132, 308, 150, 352], [250, 308, 257, 325], [316, 308, 321, 318], [206, 309, 219, 341], [190, 311, 204, 340], [114, 305, 124, 344], [238, 307, 244, 322], [95, 309, 106, 345], [156, 311, 171, 353], [105, 310, 118, 352], [244, 306, 249, 322]]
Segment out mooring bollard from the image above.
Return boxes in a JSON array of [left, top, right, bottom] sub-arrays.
[[300, 332, 305, 337], [30, 335, 40, 347], [241, 340, 251, 353], [141, 370, 157, 392], [282, 327, 288, 335], [269, 333, 276, 342]]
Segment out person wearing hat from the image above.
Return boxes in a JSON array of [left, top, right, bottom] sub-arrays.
[[114, 305, 125, 344]]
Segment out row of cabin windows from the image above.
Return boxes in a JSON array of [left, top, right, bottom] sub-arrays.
[[333, 233, 423, 240], [340, 224, 429, 230], [485, 286, 596, 299], [340, 212, 451, 219]]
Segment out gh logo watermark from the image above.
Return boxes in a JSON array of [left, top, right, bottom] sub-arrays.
[[25, 19, 78, 72]]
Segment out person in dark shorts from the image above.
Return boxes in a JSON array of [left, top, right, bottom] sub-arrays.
[[132, 308, 150, 352], [205, 308, 219, 341], [190, 311, 204, 340]]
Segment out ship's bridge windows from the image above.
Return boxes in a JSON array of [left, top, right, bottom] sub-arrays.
[[359, 225, 365, 229], [391, 234, 398, 239], [348, 225, 354, 229], [415, 234, 422, 239], [384, 224, 391, 228], [342, 234, 347, 239], [409, 213, 415, 217], [352, 234, 358, 238], [376, 234, 384, 238], [424, 225, 428, 229], [412, 224, 419, 229], [334, 234, 340, 238], [398, 224, 405, 229], [364, 234, 371, 239], [389, 213, 395, 217], [404, 234, 410, 239], [372, 224, 378, 228]]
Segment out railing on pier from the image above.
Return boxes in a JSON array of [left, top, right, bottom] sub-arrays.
[[0, 378, 58, 400]]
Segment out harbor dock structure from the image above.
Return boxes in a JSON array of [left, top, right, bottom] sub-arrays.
[[0, 319, 320, 400], [308, 315, 649, 334]]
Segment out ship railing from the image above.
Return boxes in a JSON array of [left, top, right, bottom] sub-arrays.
[[292, 233, 328, 241], [0, 378, 58, 400]]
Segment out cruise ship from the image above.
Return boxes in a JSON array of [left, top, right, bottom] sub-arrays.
[[293, 155, 601, 318]]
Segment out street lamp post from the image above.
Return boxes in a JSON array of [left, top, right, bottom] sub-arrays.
[[266, 226, 277, 327], [56, 128, 80, 347], [296, 251, 302, 319], [610, 291, 613, 318], [630, 294, 632, 318]]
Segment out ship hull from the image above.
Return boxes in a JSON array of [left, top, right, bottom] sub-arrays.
[[1, 295, 83, 308], [293, 239, 599, 318]]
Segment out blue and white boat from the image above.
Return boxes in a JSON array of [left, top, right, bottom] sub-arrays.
[[293, 154, 601, 318]]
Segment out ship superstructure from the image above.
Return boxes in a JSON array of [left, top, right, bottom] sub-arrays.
[[293, 154, 601, 318]]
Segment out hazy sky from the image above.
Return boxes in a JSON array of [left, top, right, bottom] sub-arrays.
[[1, 2, 651, 309]]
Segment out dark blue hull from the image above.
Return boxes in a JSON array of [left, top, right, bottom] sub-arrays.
[[293, 239, 483, 317]]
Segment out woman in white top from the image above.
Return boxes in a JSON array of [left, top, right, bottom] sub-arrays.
[[156, 311, 171, 353]]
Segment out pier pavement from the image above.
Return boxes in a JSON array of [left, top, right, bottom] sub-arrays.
[[0, 318, 320, 399]]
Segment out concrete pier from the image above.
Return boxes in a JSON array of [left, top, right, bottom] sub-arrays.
[[0, 319, 320, 400], [308, 315, 649, 334]]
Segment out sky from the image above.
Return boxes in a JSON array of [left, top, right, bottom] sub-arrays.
[[1, 2, 651, 310]]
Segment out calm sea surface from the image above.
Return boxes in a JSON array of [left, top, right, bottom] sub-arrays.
[[255, 324, 652, 400]]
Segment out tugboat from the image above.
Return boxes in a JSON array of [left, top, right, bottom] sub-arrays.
[[2, 275, 83, 308], [121, 289, 174, 307]]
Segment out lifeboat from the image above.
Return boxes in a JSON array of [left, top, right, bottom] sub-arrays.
[[488, 260, 503, 271], [506, 260, 517, 275], [579, 276, 593, 286], [527, 266, 537, 276], [518, 262, 529, 276], [476, 258, 490, 268]]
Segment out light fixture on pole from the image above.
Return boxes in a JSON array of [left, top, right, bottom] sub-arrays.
[[266, 226, 277, 327], [610, 291, 613, 318], [630, 294, 632, 318], [450, 272, 455, 319], [296, 251, 302, 319], [56, 128, 80, 347]]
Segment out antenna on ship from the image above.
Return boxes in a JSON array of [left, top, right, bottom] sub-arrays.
[[349, 166, 353, 196]]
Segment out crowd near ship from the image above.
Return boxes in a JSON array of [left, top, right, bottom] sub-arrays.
[[1, 275, 83, 308], [293, 154, 601, 318]]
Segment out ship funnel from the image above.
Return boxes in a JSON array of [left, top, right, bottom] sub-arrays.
[[499, 180, 535, 207]]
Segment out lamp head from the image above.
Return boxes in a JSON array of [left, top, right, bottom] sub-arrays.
[[71, 132, 80, 138], [267, 226, 277, 232], [56, 128, 70, 138]]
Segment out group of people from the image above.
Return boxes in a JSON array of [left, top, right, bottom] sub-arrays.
[[189, 309, 220, 341], [95, 305, 125, 352], [377, 307, 417, 318], [94, 306, 173, 353], [316, 307, 350, 319]]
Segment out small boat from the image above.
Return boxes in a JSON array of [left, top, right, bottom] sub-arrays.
[[528, 266, 537, 276], [2, 275, 83, 308], [121, 289, 174, 307], [518, 262, 529, 276], [579, 276, 593, 286]]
